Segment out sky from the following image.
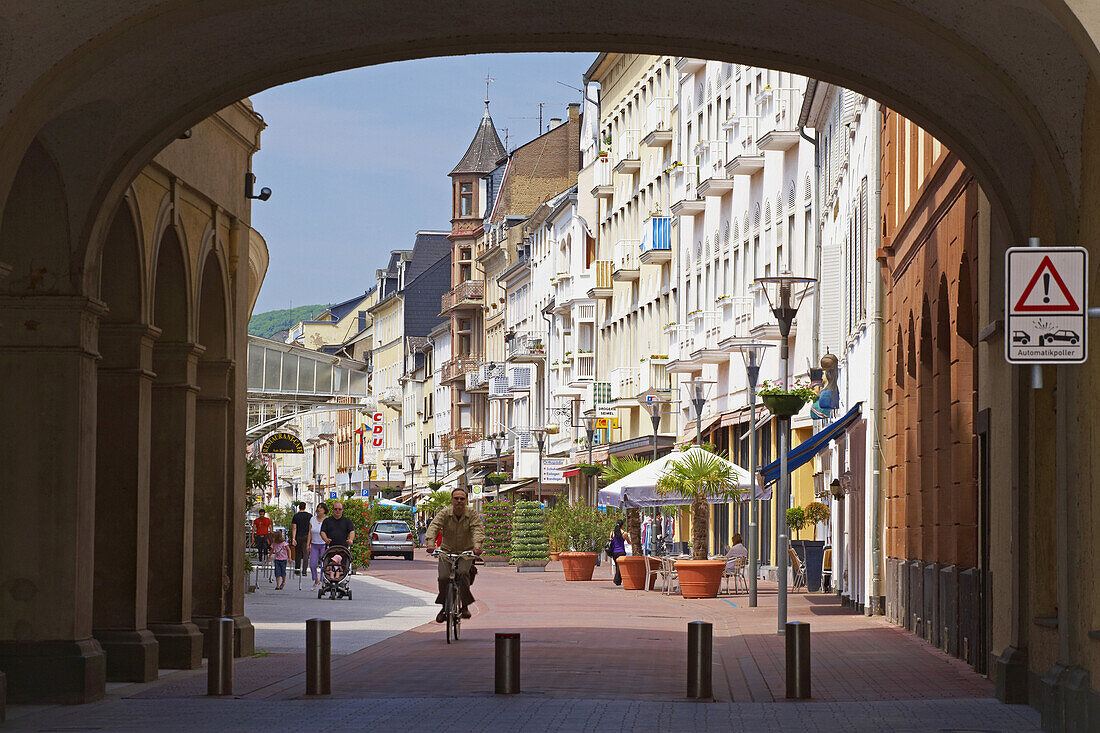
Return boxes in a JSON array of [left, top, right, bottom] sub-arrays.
[[250, 53, 594, 314]]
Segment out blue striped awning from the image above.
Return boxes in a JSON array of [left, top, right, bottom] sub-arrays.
[[759, 403, 863, 486]]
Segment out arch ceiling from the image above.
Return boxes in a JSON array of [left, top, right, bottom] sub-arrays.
[[0, 0, 1097, 291]]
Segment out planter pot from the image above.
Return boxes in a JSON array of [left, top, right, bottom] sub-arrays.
[[675, 559, 726, 598], [617, 556, 649, 590], [549, 552, 561, 562], [559, 551, 599, 581], [482, 554, 510, 567], [790, 540, 825, 591], [761, 393, 808, 417]]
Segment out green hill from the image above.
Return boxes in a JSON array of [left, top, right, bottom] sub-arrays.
[[248, 303, 331, 339]]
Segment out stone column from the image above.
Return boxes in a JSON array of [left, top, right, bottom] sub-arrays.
[[0, 296, 107, 703], [191, 359, 231, 653], [92, 323, 160, 682], [146, 341, 204, 669]]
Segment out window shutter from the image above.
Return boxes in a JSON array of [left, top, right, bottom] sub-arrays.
[[819, 241, 844, 354]]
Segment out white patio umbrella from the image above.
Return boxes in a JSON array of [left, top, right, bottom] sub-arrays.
[[378, 498, 411, 508], [597, 447, 762, 508]]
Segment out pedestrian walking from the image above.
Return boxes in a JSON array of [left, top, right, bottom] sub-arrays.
[[608, 519, 629, 586], [416, 517, 426, 547], [269, 530, 290, 590], [252, 508, 273, 565], [308, 503, 329, 589], [290, 501, 312, 577]]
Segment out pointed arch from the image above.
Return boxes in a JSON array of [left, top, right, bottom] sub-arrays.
[[99, 196, 145, 325], [152, 225, 190, 342], [956, 252, 975, 346]]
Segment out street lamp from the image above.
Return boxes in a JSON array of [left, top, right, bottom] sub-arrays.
[[406, 453, 417, 500], [428, 447, 443, 486], [383, 458, 393, 495], [755, 271, 816, 636], [491, 434, 505, 475], [733, 340, 773, 608], [580, 411, 601, 506], [461, 446, 470, 493], [685, 378, 716, 449], [532, 426, 550, 503]]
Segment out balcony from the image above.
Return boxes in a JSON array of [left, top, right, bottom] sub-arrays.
[[756, 87, 801, 133], [317, 420, 336, 439], [440, 354, 481, 384], [642, 97, 673, 147], [377, 385, 402, 408], [676, 57, 706, 74], [443, 429, 483, 451], [716, 296, 754, 345], [573, 302, 596, 322], [670, 164, 705, 216], [440, 279, 485, 314], [726, 116, 764, 176], [637, 358, 672, 394], [757, 130, 802, 151], [612, 240, 640, 281], [591, 157, 614, 198], [639, 216, 673, 264], [610, 366, 639, 401], [505, 331, 546, 362], [587, 260, 614, 299], [552, 273, 574, 312], [571, 352, 596, 383], [613, 130, 640, 174]]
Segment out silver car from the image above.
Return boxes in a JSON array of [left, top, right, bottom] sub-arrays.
[[369, 520, 415, 560]]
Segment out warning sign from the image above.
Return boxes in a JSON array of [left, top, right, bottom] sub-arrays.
[[1005, 247, 1087, 364]]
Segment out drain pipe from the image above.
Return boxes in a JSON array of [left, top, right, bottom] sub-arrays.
[[868, 104, 885, 615], [798, 122, 822, 362]]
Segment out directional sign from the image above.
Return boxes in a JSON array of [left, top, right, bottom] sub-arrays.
[[1006, 246, 1087, 364]]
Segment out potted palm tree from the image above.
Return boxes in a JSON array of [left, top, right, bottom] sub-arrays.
[[655, 450, 745, 598], [601, 456, 653, 590]]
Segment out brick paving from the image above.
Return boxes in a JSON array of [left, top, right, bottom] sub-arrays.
[[6, 555, 1040, 731]]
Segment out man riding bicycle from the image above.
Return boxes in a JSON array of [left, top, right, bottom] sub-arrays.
[[425, 487, 483, 623]]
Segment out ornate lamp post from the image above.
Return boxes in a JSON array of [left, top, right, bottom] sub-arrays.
[[580, 411, 601, 506], [491, 434, 505, 475], [428, 447, 443, 486], [755, 271, 815, 635], [406, 453, 417, 500], [532, 426, 550, 502], [733, 340, 773, 608], [685, 378, 716, 449], [383, 458, 393, 491]]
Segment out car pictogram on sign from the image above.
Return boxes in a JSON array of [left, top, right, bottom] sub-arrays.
[[1011, 330, 1030, 345], [1039, 329, 1079, 346]]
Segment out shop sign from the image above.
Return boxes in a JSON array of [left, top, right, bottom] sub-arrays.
[[261, 432, 303, 454]]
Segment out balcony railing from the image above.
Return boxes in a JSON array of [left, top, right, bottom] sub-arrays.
[[442, 354, 482, 382], [573, 352, 595, 381], [506, 331, 546, 360], [614, 239, 640, 272], [645, 97, 672, 135], [718, 296, 754, 341], [614, 130, 639, 167], [443, 428, 482, 451], [376, 385, 401, 406], [441, 279, 485, 312], [593, 260, 613, 289], [640, 216, 672, 254], [758, 87, 801, 131], [610, 366, 640, 400], [553, 274, 573, 304]]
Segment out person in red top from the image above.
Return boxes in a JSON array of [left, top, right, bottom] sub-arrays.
[[253, 509, 274, 564]]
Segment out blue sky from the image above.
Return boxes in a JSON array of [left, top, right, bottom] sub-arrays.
[[250, 53, 593, 313]]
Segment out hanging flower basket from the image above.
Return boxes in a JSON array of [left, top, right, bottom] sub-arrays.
[[761, 393, 808, 417], [577, 462, 603, 477], [487, 472, 510, 485]]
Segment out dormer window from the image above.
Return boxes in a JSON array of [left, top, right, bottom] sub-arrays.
[[460, 182, 474, 216]]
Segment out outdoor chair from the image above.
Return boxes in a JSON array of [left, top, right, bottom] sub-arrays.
[[722, 555, 748, 595], [658, 556, 679, 595], [645, 556, 662, 591], [788, 547, 806, 592]]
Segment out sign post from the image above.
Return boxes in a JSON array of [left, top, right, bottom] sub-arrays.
[[1005, 245, 1087, 364]]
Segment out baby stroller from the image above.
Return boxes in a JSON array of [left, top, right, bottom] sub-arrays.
[[318, 544, 353, 600]]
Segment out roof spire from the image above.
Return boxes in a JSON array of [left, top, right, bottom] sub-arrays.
[[484, 71, 495, 116]]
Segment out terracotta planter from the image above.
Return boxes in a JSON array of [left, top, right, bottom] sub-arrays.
[[617, 556, 649, 590], [549, 552, 560, 562], [559, 551, 599, 581], [675, 559, 726, 598]]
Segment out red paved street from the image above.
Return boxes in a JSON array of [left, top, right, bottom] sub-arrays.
[[133, 555, 991, 703]]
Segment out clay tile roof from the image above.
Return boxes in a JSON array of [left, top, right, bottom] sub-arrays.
[[451, 108, 507, 175]]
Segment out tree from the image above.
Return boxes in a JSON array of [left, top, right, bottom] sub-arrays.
[[246, 456, 270, 511], [786, 506, 808, 540], [420, 489, 452, 516], [601, 456, 650, 555], [655, 450, 744, 560]]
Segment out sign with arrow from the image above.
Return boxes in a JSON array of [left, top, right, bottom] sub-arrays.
[[1005, 246, 1087, 364]]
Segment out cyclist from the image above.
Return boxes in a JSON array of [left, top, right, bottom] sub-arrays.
[[425, 487, 483, 623]]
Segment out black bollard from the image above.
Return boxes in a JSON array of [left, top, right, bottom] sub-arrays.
[[785, 621, 811, 699], [495, 633, 521, 694], [206, 618, 234, 696], [306, 618, 331, 695], [686, 621, 713, 699]]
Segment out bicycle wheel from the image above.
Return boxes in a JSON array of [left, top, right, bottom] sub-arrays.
[[445, 582, 454, 644], [450, 582, 461, 640]]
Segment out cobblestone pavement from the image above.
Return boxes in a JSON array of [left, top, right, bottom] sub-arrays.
[[5, 556, 1041, 731]]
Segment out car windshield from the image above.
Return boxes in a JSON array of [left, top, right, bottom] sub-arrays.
[[374, 522, 410, 533]]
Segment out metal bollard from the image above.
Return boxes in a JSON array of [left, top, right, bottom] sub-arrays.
[[785, 621, 811, 699], [686, 621, 713, 699], [306, 618, 331, 695], [206, 618, 234, 696], [494, 633, 521, 694]]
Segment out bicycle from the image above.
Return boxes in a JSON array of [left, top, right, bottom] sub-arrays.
[[433, 550, 481, 644]]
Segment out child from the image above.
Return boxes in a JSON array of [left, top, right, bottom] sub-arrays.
[[269, 530, 290, 590], [324, 552, 345, 582]]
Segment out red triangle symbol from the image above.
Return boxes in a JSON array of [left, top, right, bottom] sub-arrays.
[[1014, 255, 1080, 312]]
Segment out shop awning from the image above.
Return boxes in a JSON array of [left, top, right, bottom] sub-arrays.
[[759, 403, 862, 486]]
